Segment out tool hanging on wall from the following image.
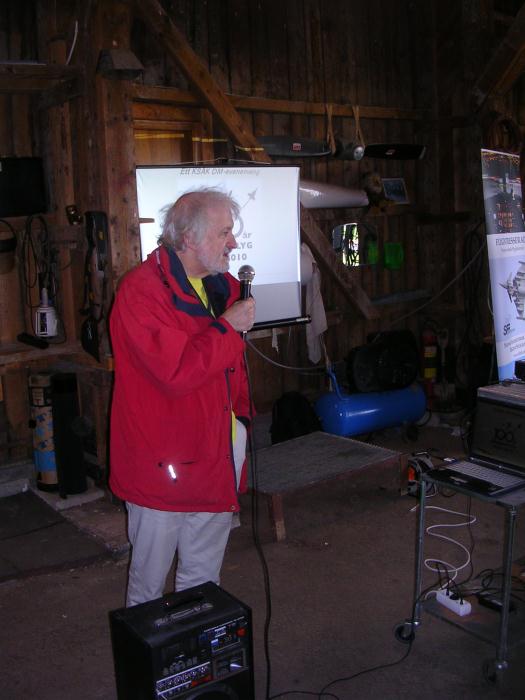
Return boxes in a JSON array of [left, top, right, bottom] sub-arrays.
[[80, 211, 109, 361], [20, 214, 62, 340]]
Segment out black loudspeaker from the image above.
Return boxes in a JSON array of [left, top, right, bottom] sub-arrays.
[[0, 157, 47, 217], [51, 372, 87, 496], [109, 582, 255, 700]]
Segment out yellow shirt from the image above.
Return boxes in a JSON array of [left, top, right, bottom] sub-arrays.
[[188, 277, 236, 443]]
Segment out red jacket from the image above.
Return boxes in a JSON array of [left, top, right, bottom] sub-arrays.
[[109, 246, 251, 512]]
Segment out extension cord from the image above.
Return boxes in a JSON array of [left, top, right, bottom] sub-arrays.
[[436, 587, 471, 616]]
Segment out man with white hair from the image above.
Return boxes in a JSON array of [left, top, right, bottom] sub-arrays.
[[109, 188, 255, 606]]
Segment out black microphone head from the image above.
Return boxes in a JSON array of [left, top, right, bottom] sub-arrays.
[[238, 265, 255, 282]]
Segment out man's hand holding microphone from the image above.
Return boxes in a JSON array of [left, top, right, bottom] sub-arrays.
[[221, 265, 255, 335]]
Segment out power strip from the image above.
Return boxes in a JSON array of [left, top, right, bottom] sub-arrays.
[[436, 588, 472, 616]]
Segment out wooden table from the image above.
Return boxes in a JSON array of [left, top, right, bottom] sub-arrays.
[[248, 431, 406, 541]]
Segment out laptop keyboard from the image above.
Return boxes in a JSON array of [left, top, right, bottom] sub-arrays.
[[449, 460, 525, 488]]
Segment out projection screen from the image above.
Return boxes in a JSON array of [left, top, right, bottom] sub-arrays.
[[136, 165, 304, 329]]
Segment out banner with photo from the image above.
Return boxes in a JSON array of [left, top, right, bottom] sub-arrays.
[[481, 148, 525, 379]]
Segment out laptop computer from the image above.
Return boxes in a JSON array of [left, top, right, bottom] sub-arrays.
[[429, 383, 525, 497]]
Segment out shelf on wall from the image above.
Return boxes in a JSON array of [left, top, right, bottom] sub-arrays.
[[0, 340, 85, 373]]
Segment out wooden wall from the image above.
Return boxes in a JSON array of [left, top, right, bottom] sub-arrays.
[[0, 0, 524, 473]]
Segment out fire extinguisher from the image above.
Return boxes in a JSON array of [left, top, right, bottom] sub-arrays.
[[421, 326, 438, 404]]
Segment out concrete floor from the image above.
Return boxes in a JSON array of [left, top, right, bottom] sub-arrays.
[[1, 420, 525, 699]]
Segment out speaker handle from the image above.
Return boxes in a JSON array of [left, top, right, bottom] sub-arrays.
[[154, 592, 214, 625], [164, 592, 204, 610]]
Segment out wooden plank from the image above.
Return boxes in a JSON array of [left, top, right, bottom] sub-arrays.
[[36, 76, 83, 110], [130, 83, 199, 106], [0, 62, 80, 93], [44, 38, 78, 345], [131, 101, 203, 121], [196, 108, 215, 162], [129, 81, 426, 120], [94, 0, 141, 291], [0, 63, 77, 79], [267, 0, 291, 140], [0, 341, 83, 371], [0, 256, 25, 343], [227, 0, 252, 97], [305, 1, 326, 185], [286, 0, 311, 181], [12, 94, 31, 154], [97, 77, 140, 281], [206, 0, 230, 92], [472, 3, 525, 108], [3, 370, 31, 460], [0, 93, 13, 151]]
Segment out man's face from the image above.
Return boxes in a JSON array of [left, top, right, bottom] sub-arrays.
[[194, 205, 237, 275]]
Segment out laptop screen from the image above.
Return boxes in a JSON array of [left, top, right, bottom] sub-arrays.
[[472, 399, 525, 472]]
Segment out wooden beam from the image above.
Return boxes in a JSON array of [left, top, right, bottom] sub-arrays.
[[36, 76, 84, 110], [0, 64, 80, 93], [472, 3, 525, 109], [131, 0, 266, 160], [129, 82, 426, 121], [228, 95, 426, 121]]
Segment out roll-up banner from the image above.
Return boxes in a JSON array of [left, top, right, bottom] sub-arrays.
[[481, 149, 525, 379]]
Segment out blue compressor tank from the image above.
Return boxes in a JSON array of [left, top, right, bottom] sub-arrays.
[[314, 374, 427, 437]]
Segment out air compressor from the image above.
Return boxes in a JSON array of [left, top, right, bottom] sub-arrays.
[[314, 371, 426, 438]]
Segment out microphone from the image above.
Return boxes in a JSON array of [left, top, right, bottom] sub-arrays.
[[238, 265, 255, 338], [238, 265, 255, 300]]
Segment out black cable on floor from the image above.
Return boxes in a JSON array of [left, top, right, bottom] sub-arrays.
[[243, 349, 273, 700]]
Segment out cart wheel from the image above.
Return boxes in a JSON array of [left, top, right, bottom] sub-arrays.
[[394, 621, 415, 644]]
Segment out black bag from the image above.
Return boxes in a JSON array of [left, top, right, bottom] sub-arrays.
[[270, 391, 322, 445]]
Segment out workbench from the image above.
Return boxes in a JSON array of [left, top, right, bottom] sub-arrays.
[[248, 430, 406, 541]]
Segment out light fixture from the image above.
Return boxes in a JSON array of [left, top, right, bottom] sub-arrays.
[[96, 49, 144, 80], [334, 140, 365, 161]]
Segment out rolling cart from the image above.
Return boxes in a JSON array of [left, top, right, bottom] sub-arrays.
[[394, 472, 525, 683]]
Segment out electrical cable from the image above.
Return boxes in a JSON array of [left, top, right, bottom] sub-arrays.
[[242, 348, 273, 700], [20, 215, 66, 341], [317, 608, 416, 698], [268, 468, 478, 697], [270, 691, 339, 700], [20, 215, 51, 334], [65, 20, 79, 65], [246, 338, 326, 374], [385, 219, 486, 331], [420, 505, 476, 583], [242, 341, 338, 700]]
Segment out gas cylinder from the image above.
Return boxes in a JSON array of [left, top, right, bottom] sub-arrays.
[[29, 373, 58, 491], [421, 327, 438, 403], [314, 372, 426, 437]]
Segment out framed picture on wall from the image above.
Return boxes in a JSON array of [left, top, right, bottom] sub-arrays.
[[382, 177, 409, 204]]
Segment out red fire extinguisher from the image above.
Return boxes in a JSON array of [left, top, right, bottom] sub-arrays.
[[421, 327, 438, 404]]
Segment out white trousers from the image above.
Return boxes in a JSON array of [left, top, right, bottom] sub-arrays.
[[125, 420, 247, 606]]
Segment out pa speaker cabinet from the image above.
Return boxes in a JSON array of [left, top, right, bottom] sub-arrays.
[[0, 157, 47, 217], [50, 372, 86, 496], [109, 581, 254, 699]]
